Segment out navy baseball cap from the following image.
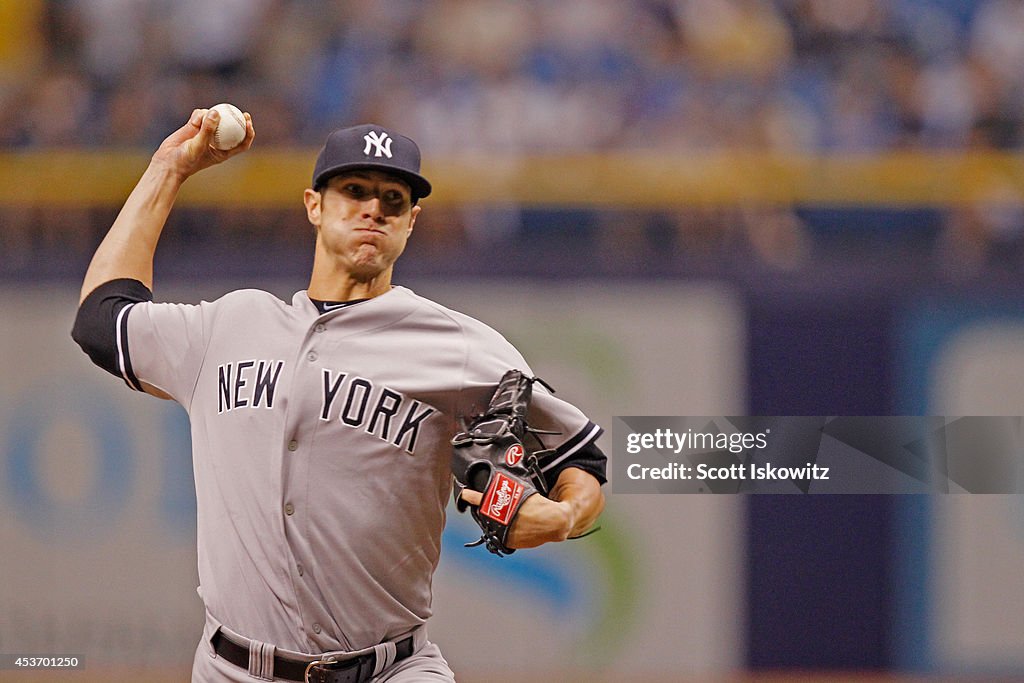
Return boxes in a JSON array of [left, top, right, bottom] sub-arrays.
[[312, 124, 432, 200]]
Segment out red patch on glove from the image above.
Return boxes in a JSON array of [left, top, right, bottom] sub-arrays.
[[480, 472, 524, 525]]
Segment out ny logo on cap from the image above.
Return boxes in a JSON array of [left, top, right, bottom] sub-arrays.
[[363, 131, 393, 158]]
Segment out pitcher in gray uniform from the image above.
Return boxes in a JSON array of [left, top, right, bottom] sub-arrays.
[[72, 106, 607, 682]]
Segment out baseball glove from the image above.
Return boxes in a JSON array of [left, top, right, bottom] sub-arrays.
[[451, 369, 557, 556]]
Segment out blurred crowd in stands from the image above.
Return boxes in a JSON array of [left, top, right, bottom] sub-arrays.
[[3, 0, 1024, 280]]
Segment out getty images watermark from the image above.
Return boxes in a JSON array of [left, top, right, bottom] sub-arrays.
[[612, 416, 1024, 494]]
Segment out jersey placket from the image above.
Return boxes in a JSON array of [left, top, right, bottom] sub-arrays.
[[278, 314, 345, 650]]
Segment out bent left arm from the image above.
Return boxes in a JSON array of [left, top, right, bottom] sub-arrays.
[[510, 467, 605, 548], [460, 467, 605, 549]]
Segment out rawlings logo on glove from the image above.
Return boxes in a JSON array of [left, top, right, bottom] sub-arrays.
[[504, 444, 524, 467], [450, 369, 557, 556], [482, 473, 523, 524]]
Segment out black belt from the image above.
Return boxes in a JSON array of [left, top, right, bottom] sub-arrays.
[[212, 630, 414, 683]]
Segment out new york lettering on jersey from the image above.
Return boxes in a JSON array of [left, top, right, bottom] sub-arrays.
[[319, 369, 435, 454], [213, 360, 435, 454], [217, 360, 285, 413]]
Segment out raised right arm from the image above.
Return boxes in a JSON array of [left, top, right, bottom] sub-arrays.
[[73, 108, 254, 397], [79, 107, 254, 302]]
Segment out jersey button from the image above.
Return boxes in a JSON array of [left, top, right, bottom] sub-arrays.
[[315, 323, 326, 333], [312, 623, 322, 634], [297, 563, 304, 576], [287, 440, 298, 452], [284, 503, 295, 516], [307, 351, 318, 362]]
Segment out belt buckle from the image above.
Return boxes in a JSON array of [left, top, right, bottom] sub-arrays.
[[303, 655, 337, 683]]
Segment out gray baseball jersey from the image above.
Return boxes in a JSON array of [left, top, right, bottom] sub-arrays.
[[116, 285, 603, 656]]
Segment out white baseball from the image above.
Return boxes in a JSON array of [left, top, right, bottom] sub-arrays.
[[210, 103, 246, 150]]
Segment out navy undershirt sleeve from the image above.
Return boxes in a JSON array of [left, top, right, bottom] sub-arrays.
[[540, 424, 608, 489], [71, 278, 154, 389]]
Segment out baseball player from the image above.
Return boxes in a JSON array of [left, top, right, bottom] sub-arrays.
[[72, 107, 607, 682]]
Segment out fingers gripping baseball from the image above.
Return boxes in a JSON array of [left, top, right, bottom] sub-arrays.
[[153, 107, 255, 181]]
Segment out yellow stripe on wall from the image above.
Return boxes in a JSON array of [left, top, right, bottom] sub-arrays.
[[3, 151, 1024, 207]]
